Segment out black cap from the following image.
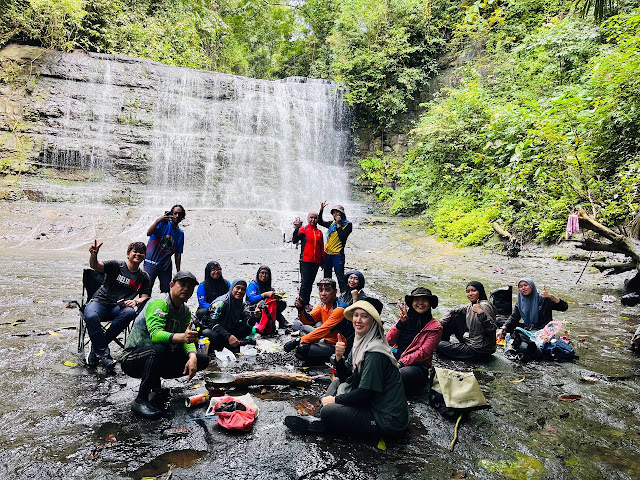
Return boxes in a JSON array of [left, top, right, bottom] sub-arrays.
[[172, 271, 198, 287]]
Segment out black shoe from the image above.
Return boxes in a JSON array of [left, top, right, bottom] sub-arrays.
[[148, 389, 169, 411], [284, 415, 325, 434], [131, 399, 162, 419], [86, 349, 98, 368], [100, 355, 116, 373]]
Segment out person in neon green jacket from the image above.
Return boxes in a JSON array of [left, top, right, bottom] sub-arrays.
[[121, 271, 209, 419]]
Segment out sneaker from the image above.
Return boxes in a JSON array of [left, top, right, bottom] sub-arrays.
[[86, 349, 98, 368], [284, 415, 325, 434], [100, 355, 116, 373], [131, 398, 162, 419]]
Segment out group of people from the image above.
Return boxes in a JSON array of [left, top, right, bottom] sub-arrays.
[[82, 204, 571, 435]]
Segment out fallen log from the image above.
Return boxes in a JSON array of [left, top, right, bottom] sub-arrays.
[[205, 371, 317, 390], [575, 208, 640, 289], [492, 222, 521, 257]]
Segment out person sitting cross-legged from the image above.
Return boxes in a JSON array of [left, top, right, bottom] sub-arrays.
[[201, 279, 255, 352], [84, 240, 150, 372], [284, 298, 409, 437], [120, 271, 209, 419], [284, 278, 347, 366]]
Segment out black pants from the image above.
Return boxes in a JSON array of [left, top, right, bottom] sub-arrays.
[[121, 344, 209, 401], [294, 340, 334, 364], [319, 379, 381, 437], [399, 365, 430, 395], [299, 262, 321, 305], [202, 323, 252, 352], [437, 312, 491, 361]]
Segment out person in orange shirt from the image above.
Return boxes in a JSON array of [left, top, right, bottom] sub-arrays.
[[284, 278, 348, 365]]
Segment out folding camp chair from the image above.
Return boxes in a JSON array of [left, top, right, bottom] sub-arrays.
[[76, 269, 142, 356]]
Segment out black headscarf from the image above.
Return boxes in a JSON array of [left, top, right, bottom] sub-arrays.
[[340, 270, 366, 305], [407, 295, 433, 331], [255, 265, 272, 293], [214, 279, 248, 324], [204, 261, 228, 303], [466, 281, 488, 302]]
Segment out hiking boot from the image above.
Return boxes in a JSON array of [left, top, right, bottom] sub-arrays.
[[86, 349, 98, 368], [284, 415, 325, 434], [131, 398, 162, 419], [99, 355, 116, 373]]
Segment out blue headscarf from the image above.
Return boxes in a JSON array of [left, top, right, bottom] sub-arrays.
[[517, 278, 541, 328]]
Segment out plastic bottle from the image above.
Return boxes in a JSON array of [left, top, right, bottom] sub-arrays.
[[504, 333, 512, 349]]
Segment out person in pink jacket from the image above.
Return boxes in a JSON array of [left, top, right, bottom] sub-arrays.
[[386, 287, 443, 395]]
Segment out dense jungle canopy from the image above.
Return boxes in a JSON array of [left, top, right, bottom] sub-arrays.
[[1, 0, 640, 245]]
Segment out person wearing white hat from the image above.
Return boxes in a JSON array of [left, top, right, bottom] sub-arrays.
[[285, 298, 409, 437]]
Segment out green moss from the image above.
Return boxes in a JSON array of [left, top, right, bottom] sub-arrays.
[[552, 254, 568, 260], [478, 452, 545, 480]]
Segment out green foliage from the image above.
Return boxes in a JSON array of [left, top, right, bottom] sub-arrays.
[[371, 9, 640, 245], [0, 0, 225, 69]]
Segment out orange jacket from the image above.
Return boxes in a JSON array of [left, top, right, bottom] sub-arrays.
[[299, 302, 345, 345]]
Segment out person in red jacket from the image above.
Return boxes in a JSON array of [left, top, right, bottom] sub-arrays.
[[386, 287, 442, 395], [293, 211, 324, 306]]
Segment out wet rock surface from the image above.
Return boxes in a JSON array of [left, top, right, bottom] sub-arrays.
[[0, 202, 639, 479]]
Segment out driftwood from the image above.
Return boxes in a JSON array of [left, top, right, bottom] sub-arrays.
[[493, 222, 521, 257], [575, 208, 640, 288], [205, 371, 316, 390]]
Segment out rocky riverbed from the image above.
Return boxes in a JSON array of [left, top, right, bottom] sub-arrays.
[[0, 201, 639, 480]]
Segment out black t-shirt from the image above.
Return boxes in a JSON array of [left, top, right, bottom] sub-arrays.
[[91, 260, 150, 305]]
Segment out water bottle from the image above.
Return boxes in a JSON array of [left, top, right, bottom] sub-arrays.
[[505, 333, 512, 349]]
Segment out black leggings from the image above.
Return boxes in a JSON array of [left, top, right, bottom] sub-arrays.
[[121, 344, 209, 401], [319, 379, 381, 437], [399, 365, 430, 396]]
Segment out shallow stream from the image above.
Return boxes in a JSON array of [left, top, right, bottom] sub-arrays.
[[0, 202, 639, 479]]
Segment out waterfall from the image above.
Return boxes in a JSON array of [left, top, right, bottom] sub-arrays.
[[29, 51, 353, 211]]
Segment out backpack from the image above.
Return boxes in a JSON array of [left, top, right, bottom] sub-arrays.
[[541, 338, 578, 361], [490, 286, 513, 316], [428, 367, 491, 417], [505, 327, 542, 361], [255, 299, 277, 336]]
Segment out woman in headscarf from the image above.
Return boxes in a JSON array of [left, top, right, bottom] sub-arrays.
[[339, 270, 369, 306], [386, 287, 442, 395], [437, 281, 497, 361], [195, 261, 230, 320], [246, 265, 288, 329], [284, 298, 409, 437], [497, 278, 568, 339], [201, 279, 253, 352]]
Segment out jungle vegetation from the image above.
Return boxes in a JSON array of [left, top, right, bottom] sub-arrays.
[[1, 0, 639, 244]]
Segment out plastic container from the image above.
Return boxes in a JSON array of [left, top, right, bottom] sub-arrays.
[[504, 333, 512, 349], [197, 337, 210, 355]]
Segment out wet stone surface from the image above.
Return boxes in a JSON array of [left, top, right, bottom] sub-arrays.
[[0, 203, 639, 479]]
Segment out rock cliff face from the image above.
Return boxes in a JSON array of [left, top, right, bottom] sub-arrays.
[[0, 45, 352, 209]]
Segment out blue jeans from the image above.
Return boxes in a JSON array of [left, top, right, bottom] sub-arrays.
[[84, 301, 136, 356], [323, 253, 346, 292], [144, 263, 172, 293]]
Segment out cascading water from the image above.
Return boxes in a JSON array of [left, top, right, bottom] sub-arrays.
[[25, 50, 353, 211]]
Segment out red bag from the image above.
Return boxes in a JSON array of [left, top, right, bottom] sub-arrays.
[[212, 396, 256, 432], [255, 298, 277, 335]]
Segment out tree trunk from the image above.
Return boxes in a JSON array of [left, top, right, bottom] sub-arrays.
[[575, 208, 640, 290]]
